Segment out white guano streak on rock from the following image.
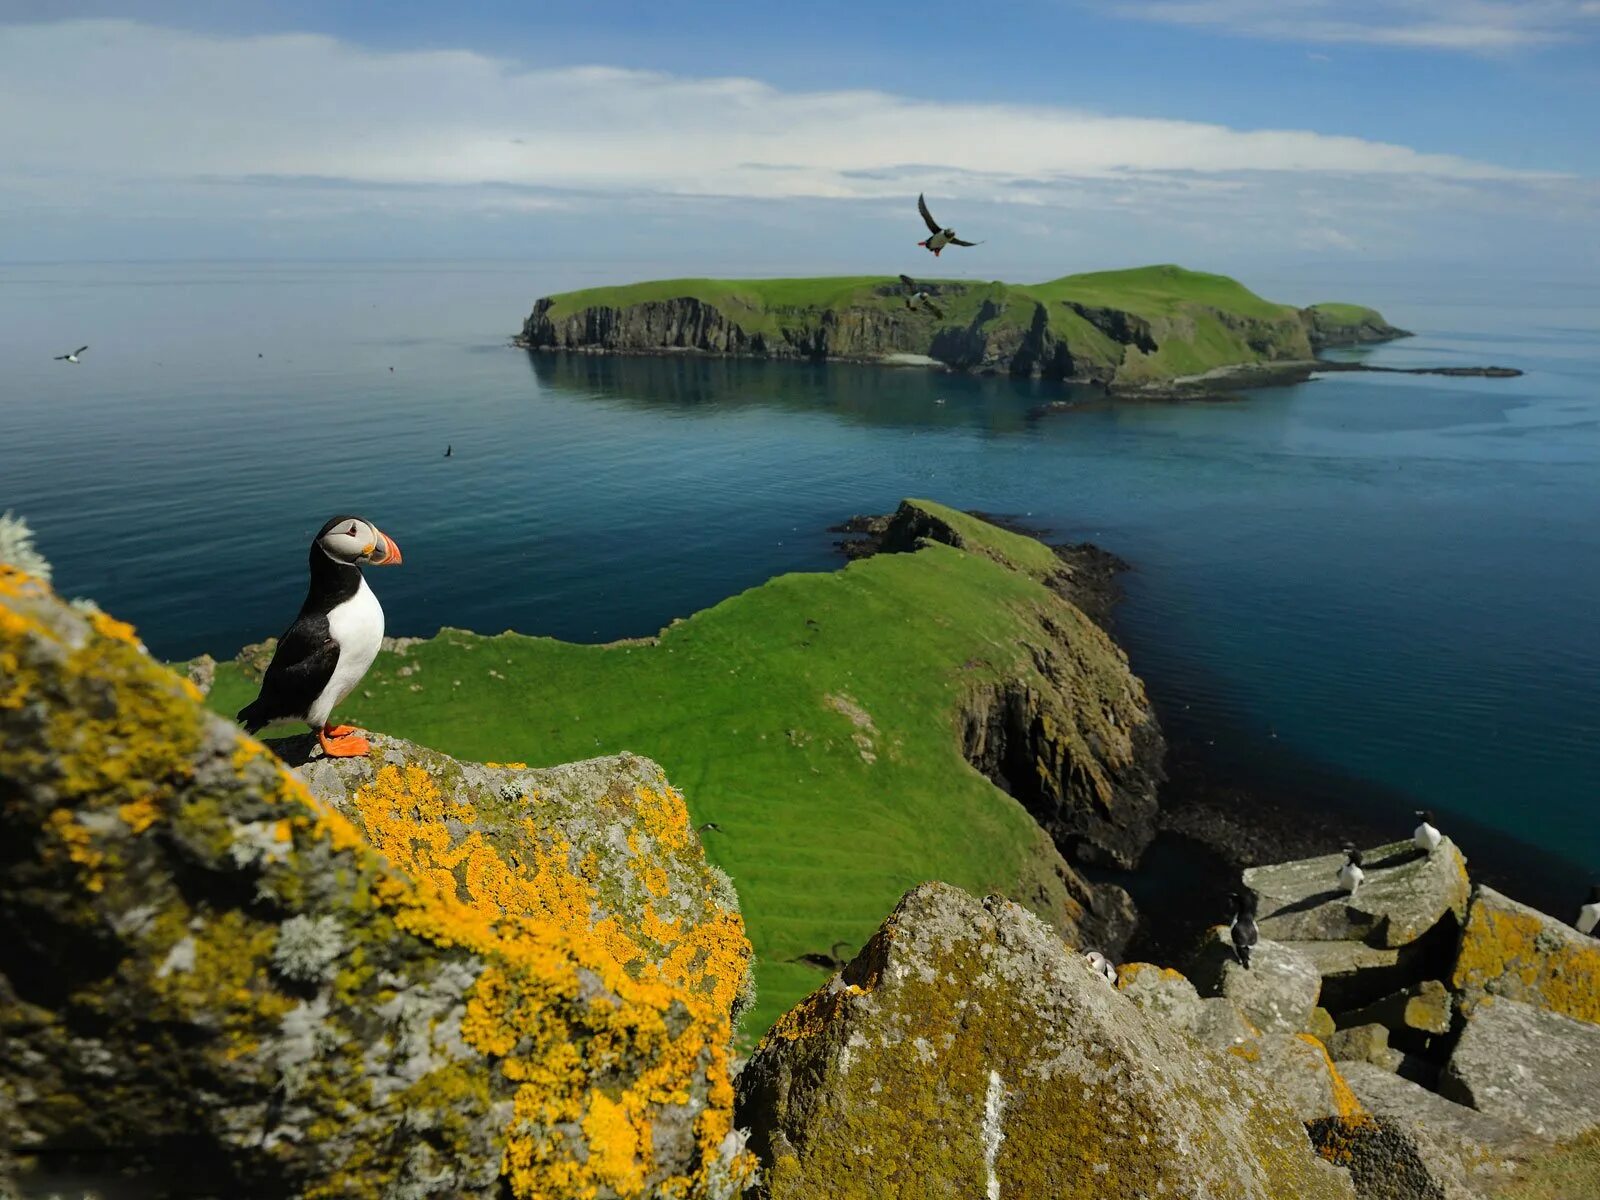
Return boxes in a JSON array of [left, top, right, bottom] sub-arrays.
[[983, 1068, 1007, 1200]]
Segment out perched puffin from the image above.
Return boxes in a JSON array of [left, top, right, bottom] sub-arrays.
[[898, 274, 945, 319], [916, 193, 982, 257], [1413, 810, 1443, 855], [1336, 848, 1365, 896], [1083, 950, 1117, 985], [1227, 892, 1259, 970], [54, 345, 88, 364], [237, 515, 402, 757], [1576, 884, 1600, 937]]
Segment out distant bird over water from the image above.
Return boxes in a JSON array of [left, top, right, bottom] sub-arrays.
[[1227, 891, 1259, 969], [53, 345, 88, 364], [916, 193, 982, 257], [1336, 848, 1365, 895], [898, 274, 944, 319], [1576, 884, 1600, 937], [1413, 810, 1442, 855], [237, 515, 403, 759]]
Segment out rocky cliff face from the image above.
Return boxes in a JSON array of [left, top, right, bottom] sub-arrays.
[[0, 568, 755, 1199]]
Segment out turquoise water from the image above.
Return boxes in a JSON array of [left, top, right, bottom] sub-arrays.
[[3, 262, 1596, 906]]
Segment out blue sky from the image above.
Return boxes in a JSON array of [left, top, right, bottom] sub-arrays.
[[2, 1, 1596, 276]]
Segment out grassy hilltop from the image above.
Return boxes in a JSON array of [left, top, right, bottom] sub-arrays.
[[208, 503, 1158, 1033], [522, 264, 1406, 387]]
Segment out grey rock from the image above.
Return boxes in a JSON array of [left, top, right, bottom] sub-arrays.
[[737, 883, 1355, 1200], [1113, 961, 1205, 1034], [1328, 1025, 1404, 1073], [1342, 980, 1454, 1038], [1245, 839, 1470, 948], [1442, 997, 1600, 1140], [1188, 927, 1323, 1034], [1234, 1033, 1362, 1123], [1451, 885, 1600, 1027], [1315, 1060, 1538, 1200], [1193, 996, 1260, 1051]]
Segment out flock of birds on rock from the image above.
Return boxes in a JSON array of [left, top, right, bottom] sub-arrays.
[[1083, 807, 1598, 986]]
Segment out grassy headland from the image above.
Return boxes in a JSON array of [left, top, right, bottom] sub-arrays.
[[208, 502, 1159, 1033]]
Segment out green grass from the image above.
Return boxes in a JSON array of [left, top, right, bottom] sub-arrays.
[[1493, 1128, 1600, 1198], [1305, 302, 1385, 325], [209, 502, 1128, 1035]]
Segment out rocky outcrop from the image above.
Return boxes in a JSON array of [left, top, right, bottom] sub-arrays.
[[735, 883, 1357, 1200], [1451, 885, 1600, 1026], [1303, 305, 1413, 350], [1187, 928, 1324, 1034], [1440, 998, 1600, 1142], [0, 568, 755, 1199]]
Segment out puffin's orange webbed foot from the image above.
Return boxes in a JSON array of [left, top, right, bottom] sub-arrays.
[[319, 726, 371, 758], [323, 724, 358, 738]]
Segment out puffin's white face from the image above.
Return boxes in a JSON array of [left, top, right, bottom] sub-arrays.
[[318, 517, 402, 567]]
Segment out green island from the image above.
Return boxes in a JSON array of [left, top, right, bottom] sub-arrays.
[[207, 501, 1160, 1033], [517, 264, 1411, 392]]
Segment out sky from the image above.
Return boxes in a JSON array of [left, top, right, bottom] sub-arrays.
[[1, 1, 1596, 278]]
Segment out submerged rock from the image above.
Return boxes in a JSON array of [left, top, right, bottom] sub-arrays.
[[1441, 997, 1600, 1142], [1452, 885, 1600, 1027], [0, 569, 755, 1199], [736, 882, 1356, 1200]]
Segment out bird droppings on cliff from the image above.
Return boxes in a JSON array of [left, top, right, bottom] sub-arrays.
[[236, 515, 403, 758], [916, 193, 983, 257], [1336, 847, 1364, 895], [1227, 891, 1259, 969], [1413, 809, 1442, 856]]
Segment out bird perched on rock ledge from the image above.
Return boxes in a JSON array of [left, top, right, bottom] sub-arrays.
[[1227, 892, 1259, 970], [1413, 809, 1442, 855], [1083, 950, 1117, 985], [1336, 848, 1365, 895], [238, 515, 403, 758], [1577, 884, 1600, 937]]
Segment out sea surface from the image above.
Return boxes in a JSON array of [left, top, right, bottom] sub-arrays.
[[3, 260, 1597, 911]]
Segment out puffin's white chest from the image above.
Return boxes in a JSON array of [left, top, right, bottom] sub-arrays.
[[927, 231, 950, 250], [1337, 863, 1364, 893], [1413, 823, 1441, 853], [1579, 903, 1600, 936], [309, 576, 385, 725]]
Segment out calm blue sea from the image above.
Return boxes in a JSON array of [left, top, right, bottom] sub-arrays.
[[3, 261, 1596, 907]]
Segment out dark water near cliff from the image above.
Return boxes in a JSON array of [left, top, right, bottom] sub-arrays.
[[3, 261, 1597, 912]]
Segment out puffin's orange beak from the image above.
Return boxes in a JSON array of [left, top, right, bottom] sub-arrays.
[[368, 530, 402, 566]]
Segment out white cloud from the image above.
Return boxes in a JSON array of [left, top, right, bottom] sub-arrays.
[[1109, 1, 1600, 52]]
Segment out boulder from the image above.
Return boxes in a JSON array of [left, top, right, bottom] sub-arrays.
[[1328, 1025, 1404, 1073], [1194, 996, 1261, 1052], [1341, 980, 1454, 1038], [1441, 998, 1600, 1141], [737, 883, 1356, 1200], [1188, 927, 1322, 1034], [1114, 961, 1205, 1034], [0, 570, 755, 1200], [1244, 839, 1469, 948], [1313, 1061, 1536, 1200], [1228, 1033, 1367, 1124], [1452, 885, 1600, 1027]]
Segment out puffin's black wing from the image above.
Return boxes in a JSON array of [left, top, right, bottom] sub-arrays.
[[74, 346, 89, 355], [926, 299, 945, 319], [917, 193, 941, 235], [949, 237, 982, 247], [237, 614, 338, 732], [899, 273, 918, 291]]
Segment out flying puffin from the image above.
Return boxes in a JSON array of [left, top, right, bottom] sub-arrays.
[[916, 194, 982, 257], [898, 274, 945, 318], [1576, 884, 1600, 937], [1336, 848, 1365, 896], [1083, 950, 1117, 985], [1227, 892, 1259, 970], [1413, 809, 1442, 855], [54, 345, 88, 364], [237, 515, 402, 758]]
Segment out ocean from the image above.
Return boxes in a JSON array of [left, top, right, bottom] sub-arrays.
[[3, 259, 1596, 912]]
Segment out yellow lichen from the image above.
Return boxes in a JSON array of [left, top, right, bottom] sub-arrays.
[[47, 807, 106, 892], [117, 795, 161, 835], [1295, 1034, 1365, 1119], [1454, 897, 1600, 1026], [88, 609, 140, 646]]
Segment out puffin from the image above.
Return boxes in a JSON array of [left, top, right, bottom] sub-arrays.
[[1336, 848, 1365, 896], [1576, 884, 1600, 937], [916, 194, 982, 257], [898, 274, 945, 318], [237, 515, 402, 757], [1227, 892, 1259, 970], [1083, 950, 1117, 985], [54, 345, 88, 364], [1413, 809, 1442, 855]]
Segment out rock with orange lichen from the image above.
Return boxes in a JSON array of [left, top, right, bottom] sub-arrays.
[[1452, 885, 1600, 1028], [0, 569, 756, 1200], [735, 882, 1356, 1200]]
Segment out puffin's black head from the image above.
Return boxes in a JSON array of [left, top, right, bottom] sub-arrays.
[[1226, 891, 1250, 916], [1346, 848, 1364, 867], [315, 515, 403, 567], [1416, 809, 1436, 824]]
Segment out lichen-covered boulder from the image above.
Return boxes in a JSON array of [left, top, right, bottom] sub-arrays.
[[1343, 980, 1453, 1039], [736, 883, 1356, 1200], [1440, 998, 1600, 1142], [1307, 1005, 1337, 1041], [1245, 840, 1470, 948], [0, 569, 755, 1200], [1188, 927, 1323, 1034], [1114, 961, 1205, 1033], [1315, 1061, 1537, 1200], [1328, 1025, 1403, 1073], [1227, 1033, 1366, 1124], [1452, 886, 1600, 1027], [1194, 996, 1262, 1052]]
